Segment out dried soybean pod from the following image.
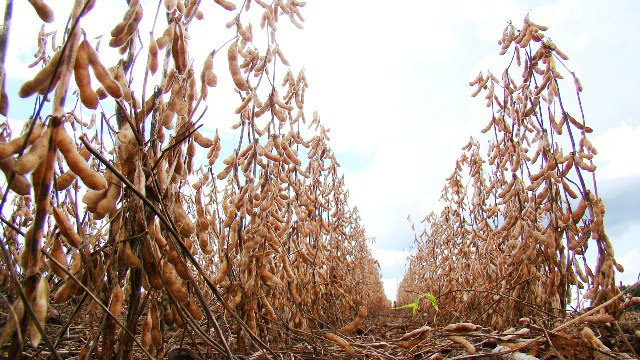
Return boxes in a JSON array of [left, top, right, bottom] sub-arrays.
[[561, 178, 578, 199], [27, 276, 49, 347], [172, 254, 190, 280], [49, 236, 68, 279], [176, 0, 185, 13], [184, 0, 197, 17], [338, 306, 367, 334], [55, 170, 76, 191], [281, 139, 301, 165], [84, 42, 123, 99], [0, 122, 44, 159], [19, 49, 63, 97], [581, 327, 609, 351], [172, 304, 184, 328], [259, 267, 284, 288], [156, 22, 175, 50], [201, 52, 217, 87], [214, 0, 236, 11], [110, 0, 139, 38], [141, 236, 163, 290], [582, 314, 614, 324], [28, 0, 54, 23], [164, 0, 177, 12], [260, 294, 277, 321], [186, 137, 196, 174], [161, 302, 174, 326], [74, 41, 99, 109], [234, 92, 254, 114], [398, 326, 432, 341], [228, 41, 249, 91], [193, 131, 213, 148], [52, 206, 82, 248], [396, 329, 429, 348], [150, 222, 166, 249], [14, 129, 50, 175], [571, 196, 588, 223], [323, 332, 355, 357], [573, 72, 583, 92], [162, 262, 188, 302], [53, 277, 77, 303], [96, 178, 122, 217], [553, 44, 570, 60], [148, 38, 158, 74], [275, 46, 290, 66], [171, 25, 187, 74], [173, 202, 195, 237], [208, 135, 221, 165], [449, 336, 476, 354], [82, 188, 107, 208], [0, 157, 32, 195], [575, 156, 596, 172], [110, 4, 143, 48], [55, 127, 107, 190], [238, 21, 252, 43], [212, 255, 227, 285], [186, 297, 202, 321], [141, 310, 152, 349], [0, 299, 23, 345], [95, 87, 108, 99], [122, 241, 142, 269], [444, 323, 480, 333], [217, 164, 233, 180], [150, 299, 162, 348], [109, 284, 124, 317]]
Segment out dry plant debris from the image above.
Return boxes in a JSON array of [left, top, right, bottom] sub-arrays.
[[0, 2, 636, 359]]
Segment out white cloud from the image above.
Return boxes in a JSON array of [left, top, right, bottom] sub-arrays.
[[382, 277, 401, 302], [371, 249, 410, 301], [372, 249, 410, 272], [592, 122, 640, 180]]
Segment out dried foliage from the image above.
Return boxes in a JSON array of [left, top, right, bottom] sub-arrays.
[[0, 0, 386, 358], [398, 15, 624, 329], [2, 3, 636, 358]]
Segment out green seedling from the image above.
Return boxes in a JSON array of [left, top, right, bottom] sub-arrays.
[[392, 293, 438, 316]]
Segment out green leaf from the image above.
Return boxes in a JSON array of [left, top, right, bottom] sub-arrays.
[[424, 293, 438, 311], [391, 299, 419, 314], [391, 293, 438, 316], [391, 295, 421, 316]]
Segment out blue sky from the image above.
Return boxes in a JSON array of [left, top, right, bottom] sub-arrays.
[[3, 0, 639, 300]]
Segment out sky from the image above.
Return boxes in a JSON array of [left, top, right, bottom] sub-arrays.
[[3, 0, 640, 301], [279, 0, 640, 300]]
